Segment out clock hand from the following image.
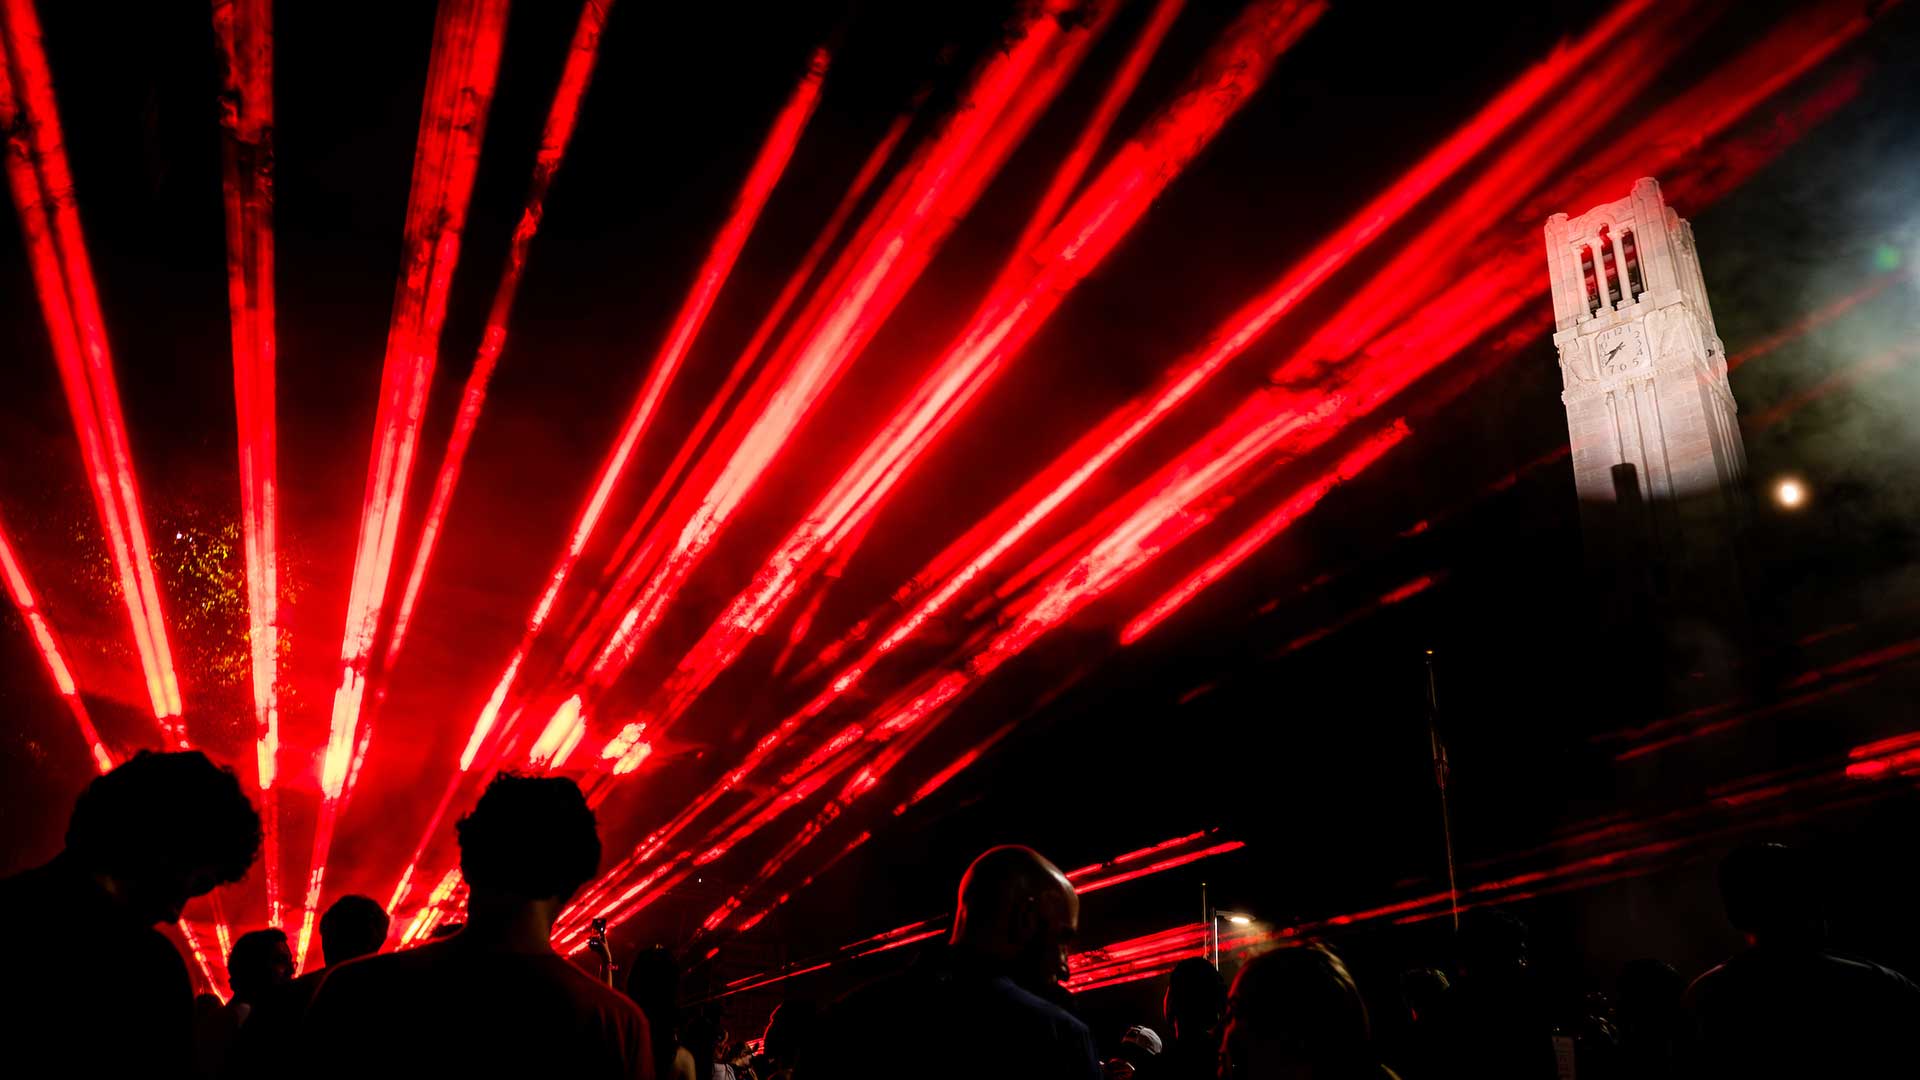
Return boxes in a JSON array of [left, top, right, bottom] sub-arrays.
[[1606, 342, 1624, 360]]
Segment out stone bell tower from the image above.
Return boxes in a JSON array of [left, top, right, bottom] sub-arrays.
[[1544, 177, 1748, 558]]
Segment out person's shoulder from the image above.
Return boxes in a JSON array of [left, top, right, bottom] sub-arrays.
[[541, 952, 650, 1022], [1684, 959, 1732, 1005], [1822, 951, 1920, 998], [994, 976, 1091, 1035], [309, 942, 438, 1002]]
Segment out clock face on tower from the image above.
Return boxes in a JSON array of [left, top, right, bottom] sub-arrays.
[[1594, 324, 1646, 376]]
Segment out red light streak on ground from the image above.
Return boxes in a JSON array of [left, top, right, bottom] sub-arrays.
[[212, 0, 283, 927], [582, 0, 1115, 686], [0, 513, 113, 773], [1, 0, 183, 734], [385, 0, 618, 667], [635, 0, 1324, 745], [303, 0, 510, 973], [1726, 272, 1898, 373], [1121, 421, 1411, 643]]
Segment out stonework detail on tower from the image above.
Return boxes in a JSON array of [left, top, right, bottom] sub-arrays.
[[1544, 178, 1747, 516]]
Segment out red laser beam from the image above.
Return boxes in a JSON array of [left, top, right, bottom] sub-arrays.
[[567, 0, 1874, 938], [572, 0, 1843, 930], [560, 0, 1351, 895], [795, 0, 1660, 698], [303, 0, 511, 972], [385, 0, 618, 668], [448, 43, 829, 774], [1744, 340, 1920, 433], [1121, 420, 1412, 644], [580, 0, 1117, 688], [1, 0, 184, 736], [567, 103, 919, 676], [0, 512, 112, 773], [4, 0, 242, 987], [380, 44, 836, 913], [212, 0, 282, 927], [693, 830, 1242, 1000], [688, 0, 1874, 927], [633, 0, 1325, 750], [1727, 271, 1900, 373]]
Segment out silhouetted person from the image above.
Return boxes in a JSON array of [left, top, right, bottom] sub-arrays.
[[1389, 967, 1450, 1080], [801, 845, 1099, 1080], [1143, 957, 1226, 1080], [0, 751, 260, 1080], [1684, 843, 1920, 1078], [1443, 910, 1554, 1080], [295, 774, 652, 1077], [1104, 1023, 1163, 1079], [1222, 944, 1401, 1080], [197, 928, 292, 1077], [627, 945, 700, 1080], [683, 1013, 737, 1080], [223, 895, 389, 1079], [1613, 959, 1683, 1080], [759, 1000, 818, 1080], [317, 893, 390, 965]]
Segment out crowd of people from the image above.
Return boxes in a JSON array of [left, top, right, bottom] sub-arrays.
[[2, 750, 1916, 1078]]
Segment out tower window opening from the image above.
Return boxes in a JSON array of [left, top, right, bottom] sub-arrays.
[[1598, 225, 1623, 307], [1580, 244, 1601, 315], [1622, 228, 1644, 300]]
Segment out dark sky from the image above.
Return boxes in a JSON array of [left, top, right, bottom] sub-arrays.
[[4, 0, 1919, 1031]]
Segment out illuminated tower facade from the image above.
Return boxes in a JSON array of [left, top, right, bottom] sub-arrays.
[[1544, 177, 1748, 547]]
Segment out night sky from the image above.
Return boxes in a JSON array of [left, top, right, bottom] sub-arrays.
[[4, 0, 1920, 1037]]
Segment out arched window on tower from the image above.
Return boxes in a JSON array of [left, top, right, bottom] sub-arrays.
[[1580, 244, 1601, 316], [1597, 225, 1623, 307], [1621, 228, 1644, 301]]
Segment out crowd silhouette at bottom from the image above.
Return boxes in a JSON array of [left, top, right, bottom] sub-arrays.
[[2, 750, 1916, 1078]]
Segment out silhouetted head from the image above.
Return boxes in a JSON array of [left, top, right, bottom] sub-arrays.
[[456, 773, 601, 905], [65, 751, 260, 925], [949, 845, 1079, 992], [683, 1013, 727, 1061], [1615, 957, 1683, 1026], [1223, 945, 1378, 1080], [1165, 957, 1227, 1043], [1397, 966, 1450, 1024], [1719, 843, 1824, 944], [626, 945, 680, 1014], [228, 928, 293, 1004], [319, 894, 390, 966], [1459, 909, 1529, 981], [761, 1000, 819, 1065]]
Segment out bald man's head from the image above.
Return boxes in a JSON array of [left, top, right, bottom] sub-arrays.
[[950, 845, 1079, 992]]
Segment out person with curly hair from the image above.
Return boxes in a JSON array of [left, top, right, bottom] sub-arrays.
[[0, 750, 262, 1079], [295, 773, 653, 1077]]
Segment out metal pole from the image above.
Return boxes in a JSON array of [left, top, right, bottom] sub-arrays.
[[1202, 881, 1218, 967], [1425, 650, 1461, 935]]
